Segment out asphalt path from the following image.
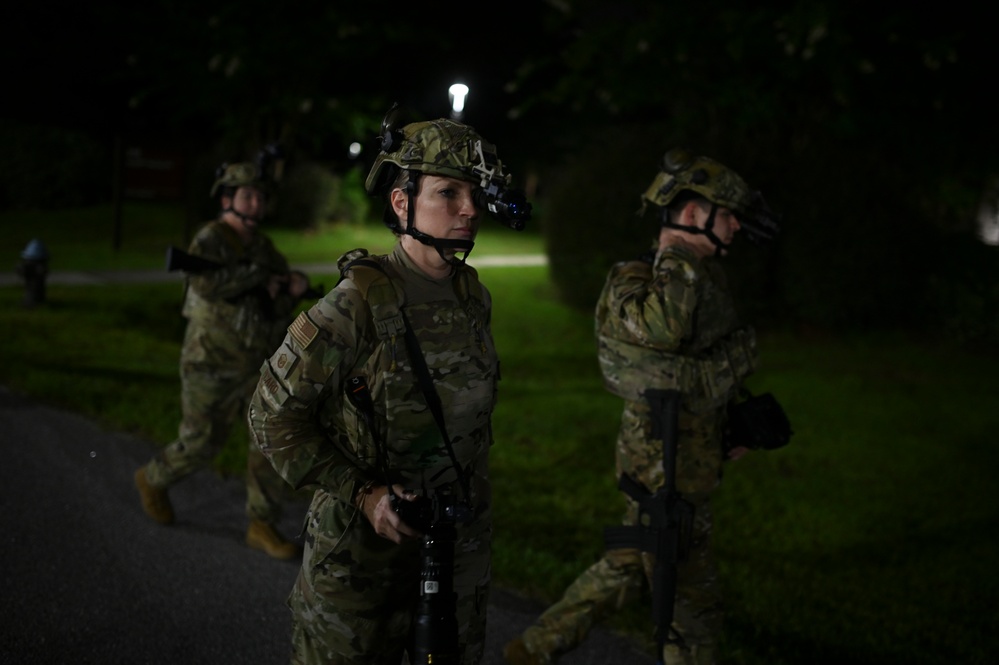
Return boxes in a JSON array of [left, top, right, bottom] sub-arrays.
[[0, 382, 656, 664]]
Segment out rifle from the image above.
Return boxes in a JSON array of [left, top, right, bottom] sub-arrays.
[[165, 246, 324, 299], [166, 246, 226, 274], [604, 388, 694, 665]]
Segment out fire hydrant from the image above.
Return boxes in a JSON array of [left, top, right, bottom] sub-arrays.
[[15, 238, 49, 308]]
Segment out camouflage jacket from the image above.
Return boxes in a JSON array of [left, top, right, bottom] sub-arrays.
[[248, 244, 498, 510], [595, 244, 757, 414], [180, 220, 297, 361]]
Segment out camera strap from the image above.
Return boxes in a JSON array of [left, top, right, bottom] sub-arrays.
[[400, 310, 474, 505]]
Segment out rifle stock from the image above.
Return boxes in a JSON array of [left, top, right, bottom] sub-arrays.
[[165, 246, 223, 273]]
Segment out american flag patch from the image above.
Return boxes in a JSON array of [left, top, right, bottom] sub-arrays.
[[289, 312, 318, 349]]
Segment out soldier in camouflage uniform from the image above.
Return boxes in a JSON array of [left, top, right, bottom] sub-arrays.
[[505, 149, 779, 665], [248, 112, 530, 664], [134, 160, 312, 560]]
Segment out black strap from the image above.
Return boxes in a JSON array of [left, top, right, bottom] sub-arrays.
[[400, 310, 473, 504], [337, 256, 383, 284]]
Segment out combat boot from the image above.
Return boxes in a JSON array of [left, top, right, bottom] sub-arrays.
[[134, 467, 174, 525], [246, 519, 301, 560], [503, 637, 551, 665]]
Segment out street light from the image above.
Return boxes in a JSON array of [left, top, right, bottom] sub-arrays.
[[449, 83, 469, 120]]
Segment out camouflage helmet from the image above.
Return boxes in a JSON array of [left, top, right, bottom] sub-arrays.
[[642, 148, 755, 213], [209, 162, 265, 198], [365, 118, 511, 196], [642, 148, 780, 244]]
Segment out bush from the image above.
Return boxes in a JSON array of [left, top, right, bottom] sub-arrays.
[[271, 160, 372, 229], [925, 234, 999, 345], [541, 123, 665, 311]]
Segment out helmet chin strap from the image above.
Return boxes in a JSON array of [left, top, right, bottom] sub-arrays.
[[406, 226, 475, 268], [662, 203, 730, 257], [222, 205, 262, 230], [403, 174, 475, 270]]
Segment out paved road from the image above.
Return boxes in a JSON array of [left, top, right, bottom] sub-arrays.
[[0, 384, 655, 665]]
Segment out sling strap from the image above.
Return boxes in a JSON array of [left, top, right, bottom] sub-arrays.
[[338, 254, 474, 506]]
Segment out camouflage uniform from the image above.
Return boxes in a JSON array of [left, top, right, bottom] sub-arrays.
[[142, 219, 298, 523], [518, 244, 758, 665], [248, 243, 498, 665]]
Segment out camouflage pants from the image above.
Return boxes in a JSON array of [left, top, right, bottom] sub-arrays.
[[144, 358, 285, 523], [288, 490, 492, 665], [520, 494, 719, 665], [522, 403, 725, 665]]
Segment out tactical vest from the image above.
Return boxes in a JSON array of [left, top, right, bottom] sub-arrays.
[[329, 248, 494, 489], [336, 248, 489, 361]]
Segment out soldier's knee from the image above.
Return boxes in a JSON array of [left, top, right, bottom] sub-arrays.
[[605, 547, 643, 570]]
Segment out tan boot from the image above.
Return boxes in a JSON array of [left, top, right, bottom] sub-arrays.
[[246, 519, 301, 560], [503, 637, 551, 665], [134, 467, 174, 525]]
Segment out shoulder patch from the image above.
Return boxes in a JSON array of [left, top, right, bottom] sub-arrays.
[[289, 311, 319, 349]]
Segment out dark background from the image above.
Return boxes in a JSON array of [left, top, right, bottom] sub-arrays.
[[4, 1, 998, 339]]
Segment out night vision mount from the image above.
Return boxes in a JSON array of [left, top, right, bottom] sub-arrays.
[[469, 139, 531, 231]]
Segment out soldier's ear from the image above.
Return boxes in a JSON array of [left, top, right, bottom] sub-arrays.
[[389, 188, 408, 219], [681, 199, 707, 228]]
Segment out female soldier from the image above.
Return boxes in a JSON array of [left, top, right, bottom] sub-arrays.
[[248, 111, 530, 664]]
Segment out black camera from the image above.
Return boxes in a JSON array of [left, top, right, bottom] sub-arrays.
[[392, 489, 471, 664]]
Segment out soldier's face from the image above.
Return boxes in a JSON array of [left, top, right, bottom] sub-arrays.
[[685, 201, 741, 257], [394, 175, 481, 248], [230, 186, 266, 223], [708, 206, 741, 246]]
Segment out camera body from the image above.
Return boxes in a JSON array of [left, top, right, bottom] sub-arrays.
[[393, 490, 471, 664]]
